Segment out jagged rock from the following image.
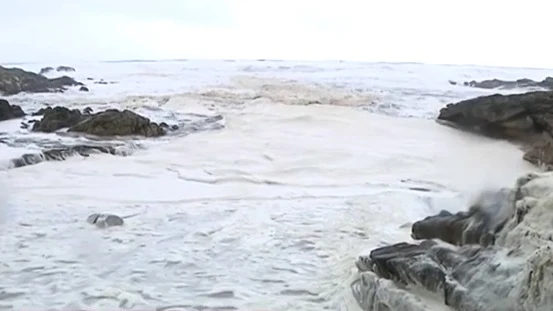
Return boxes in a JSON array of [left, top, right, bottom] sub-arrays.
[[39, 67, 54, 75], [352, 171, 553, 311], [56, 66, 75, 72], [457, 77, 553, 90], [79, 86, 89, 92], [0, 66, 83, 95], [0, 99, 25, 121], [86, 213, 124, 228], [437, 91, 553, 167], [32, 106, 83, 132], [411, 188, 513, 246], [68, 109, 165, 137]]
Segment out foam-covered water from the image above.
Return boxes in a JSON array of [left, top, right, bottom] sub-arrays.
[[0, 60, 548, 310]]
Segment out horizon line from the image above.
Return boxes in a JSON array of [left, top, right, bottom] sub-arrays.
[[2, 58, 553, 71]]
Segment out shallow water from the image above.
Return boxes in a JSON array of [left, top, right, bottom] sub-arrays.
[[0, 60, 546, 310]]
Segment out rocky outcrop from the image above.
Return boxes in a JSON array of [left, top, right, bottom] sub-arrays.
[[454, 77, 553, 90], [68, 109, 166, 137], [30, 106, 165, 137], [56, 66, 75, 72], [0, 66, 83, 95], [0, 99, 25, 121], [31, 106, 84, 132], [353, 171, 553, 311], [437, 91, 553, 167]]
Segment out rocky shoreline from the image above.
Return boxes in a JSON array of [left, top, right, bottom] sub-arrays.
[[353, 88, 553, 310], [449, 77, 553, 90], [0, 99, 224, 170]]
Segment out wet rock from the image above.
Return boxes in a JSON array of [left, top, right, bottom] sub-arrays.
[[437, 91, 553, 167], [0, 66, 83, 95], [94, 80, 108, 85], [56, 66, 75, 72], [86, 77, 94, 81], [86, 213, 124, 228], [79, 86, 89, 92], [352, 172, 553, 311], [458, 77, 553, 90], [9, 144, 119, 168], [31, 106, 83, 132], [411, 188, 513, 246], [39, 66, 54, 75], [0, 99, 25, 121], [68, 109, 165, 137], [448, 80, 457, 86]]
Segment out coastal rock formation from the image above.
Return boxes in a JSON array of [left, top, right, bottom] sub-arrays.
[[437, 91, 553, 167], [31, 106, 84, 132], [31, 106, 165, 137], [0, 66, 82, 95], [352, 171, 553, 311], [0, 99, 25, 121], [2, 107, 224, 169], [56, 66, 75, 72], [454, 77, 553, 90], [68, 109, 166, 137]]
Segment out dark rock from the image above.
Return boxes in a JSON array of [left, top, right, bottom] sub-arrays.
[[94, 80, 108, 85], [31, 106, 83, 132], [86, 77, 94, 81], [79, 86, 89, 92], [39, 67, 54, 75], [448, 80, 457, 86], [0, 99, 25, 121], [411, 189, 513, 246], [20, 122, 29, 129], [458, 77, 553, 90], [83, 107, 93, 115], [0, 66, 83, 95], [437, 91, 553, 167], [56, 66, 75, 72], [9, 144, 119, 168], [68, 109, 165, 137]]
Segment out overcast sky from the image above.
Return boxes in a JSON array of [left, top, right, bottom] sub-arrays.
[[0, 0, 551, 67]]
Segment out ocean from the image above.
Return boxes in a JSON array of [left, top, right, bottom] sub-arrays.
[[0, 59, 547, 310]]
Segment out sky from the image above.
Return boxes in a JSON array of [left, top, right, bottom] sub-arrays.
[[0, 0, 551, 68]]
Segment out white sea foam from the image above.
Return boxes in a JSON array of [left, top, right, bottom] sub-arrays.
[[0, 60, 549, 310]]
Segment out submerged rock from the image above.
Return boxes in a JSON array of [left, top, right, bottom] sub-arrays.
[[458, 77, 553, 90], [79, 86, 89, 92], [0, 66, 82, 95], [86, 213, 124, 228], [352, 171, 553, 311], [0, 99, 25, 121], [9, 144, 122, 168], [437, 91, 553, 167]]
